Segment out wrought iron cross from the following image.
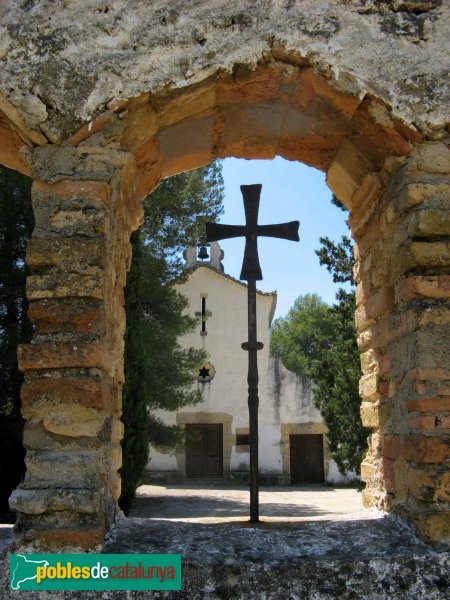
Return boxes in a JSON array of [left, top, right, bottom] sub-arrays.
[[206, 184, 299, 522]]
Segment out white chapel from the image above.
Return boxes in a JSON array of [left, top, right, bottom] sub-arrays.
[[145, 242, 351, 485]]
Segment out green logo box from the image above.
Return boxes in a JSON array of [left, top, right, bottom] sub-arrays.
[[10, 553, 181, 591]]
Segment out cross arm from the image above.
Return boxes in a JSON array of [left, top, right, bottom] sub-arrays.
[[258, 221, 300, 242], [205, 222, 246, 243]]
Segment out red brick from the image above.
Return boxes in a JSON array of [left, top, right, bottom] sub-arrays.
[[18, 340, 113, 373], [438, 385, 450, 396], [407, 397, 450, 412], [33, 523, 105, 551], [383, 435, 402, 459], [439, 416, 450, 429], [408, 416, 436, 430], [407, 369, 450, 381], [28, 301, 105, 335], [382, 457, 395, 493], [378, 381, 389, 396]]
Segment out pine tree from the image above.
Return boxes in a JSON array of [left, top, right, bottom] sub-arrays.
[[270, 196, 368, 475], [119, 162, 224, 511]]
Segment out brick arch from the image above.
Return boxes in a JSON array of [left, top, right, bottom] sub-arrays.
[[3, 56, 449, 550], [88, 59, 418, 208]]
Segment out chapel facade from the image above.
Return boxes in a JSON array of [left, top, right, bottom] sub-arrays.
[[146, 243, 353, 485]]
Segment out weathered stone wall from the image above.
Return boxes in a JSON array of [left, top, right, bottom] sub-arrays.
[[9, 148, 142, 551], [0, 1, 448, 141], [355, 142, 450, 544], [0, 1, 448, 550]]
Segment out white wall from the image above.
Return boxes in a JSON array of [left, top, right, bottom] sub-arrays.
[[146, 264, 355, 485]]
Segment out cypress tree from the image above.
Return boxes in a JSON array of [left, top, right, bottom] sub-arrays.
[[119, 162, 224, 511], [0, 165, 33, 518]]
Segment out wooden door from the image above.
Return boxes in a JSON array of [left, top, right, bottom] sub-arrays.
[[290, 434, 324, 484], [185, 424, 223, 478]]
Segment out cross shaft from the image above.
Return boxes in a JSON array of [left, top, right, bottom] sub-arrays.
[[206, 184, 300, 522]]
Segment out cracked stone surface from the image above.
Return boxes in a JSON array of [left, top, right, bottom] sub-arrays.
[[1, 487, 449, 598], [0, 0, 449, 141]]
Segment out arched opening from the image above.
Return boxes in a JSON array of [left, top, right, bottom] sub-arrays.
[[3, 55, 448, 550], [139, 156, 360, 503]]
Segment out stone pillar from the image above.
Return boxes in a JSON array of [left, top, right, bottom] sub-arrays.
[[9, 146, 142, 551], [354, 142, 450, 545]]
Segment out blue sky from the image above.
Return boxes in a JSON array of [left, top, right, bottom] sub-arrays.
[[219, 157, 351, 319]]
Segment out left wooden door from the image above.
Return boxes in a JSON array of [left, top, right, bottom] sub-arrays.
[[185, 424, 223, 478]]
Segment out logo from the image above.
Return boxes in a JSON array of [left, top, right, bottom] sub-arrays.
[[10, 554, 181, 591]]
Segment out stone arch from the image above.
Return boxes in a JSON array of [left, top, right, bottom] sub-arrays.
[[0, 5, 448, 550]]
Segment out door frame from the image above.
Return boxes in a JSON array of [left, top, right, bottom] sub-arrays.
[[175, 411, 233, 480], [185, 423, 224, 478]]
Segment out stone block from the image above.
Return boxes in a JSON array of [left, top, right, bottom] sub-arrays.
[[21, 377, 118, 412], [360, 461, 376, 482], [216, 103, 281, 161], [132, 136, 160, 200], [413, 513, 450, 545], [348, 173, 383, 234], [159, 111, 214, 178], [360, 349, 378, 374], [27, 272, 104, 301], [361, 489, 376, 509], [18, 340, 113, 374], [396, 275, 450, 302], [415, 209, 450, 238], [32, 194, 110, 239], [30, 404, 107, 438], [355, 286, 394, 330], [33, 180, 112, 204], [399, 241, 450, 273], [23, 423, 104, 451], [28, 300, 105, 335], [408, 467, 450, 503], [31, 145, 128, 183], [217, 65, 283, 107], [360, 402, 379, 427], [26, 238, 106, 271], [407, 141, 450, 175], [24, 450, 105, 489], [359, 372, 379, 400], [326, 138, 374, 208], [158, 79, 216, 128], [9, 488, 101, 515], [402, 435, 450, 464], [402, 182, 450, 209]]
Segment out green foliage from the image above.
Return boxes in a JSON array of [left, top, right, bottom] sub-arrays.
[[270, 294, 334, 376], [270, 200, 369, 475], [0, 165, 33, 514], [119, 163, 224, 511]]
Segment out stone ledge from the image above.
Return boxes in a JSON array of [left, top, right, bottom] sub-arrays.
[[1, 514, 448, 598]]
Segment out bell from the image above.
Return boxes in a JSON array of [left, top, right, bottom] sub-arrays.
[[197, 244, 209, 260]]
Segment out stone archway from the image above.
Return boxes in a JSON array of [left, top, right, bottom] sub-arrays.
[[0, 2, 448, 550]]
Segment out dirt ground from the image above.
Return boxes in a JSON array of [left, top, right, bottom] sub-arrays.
[[130, 483, 370, 522]]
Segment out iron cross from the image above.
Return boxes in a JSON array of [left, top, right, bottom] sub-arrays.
[[206, 184, 299, 522]]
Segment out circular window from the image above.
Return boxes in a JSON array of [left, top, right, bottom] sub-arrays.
[[197, 362, 215, 383]]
